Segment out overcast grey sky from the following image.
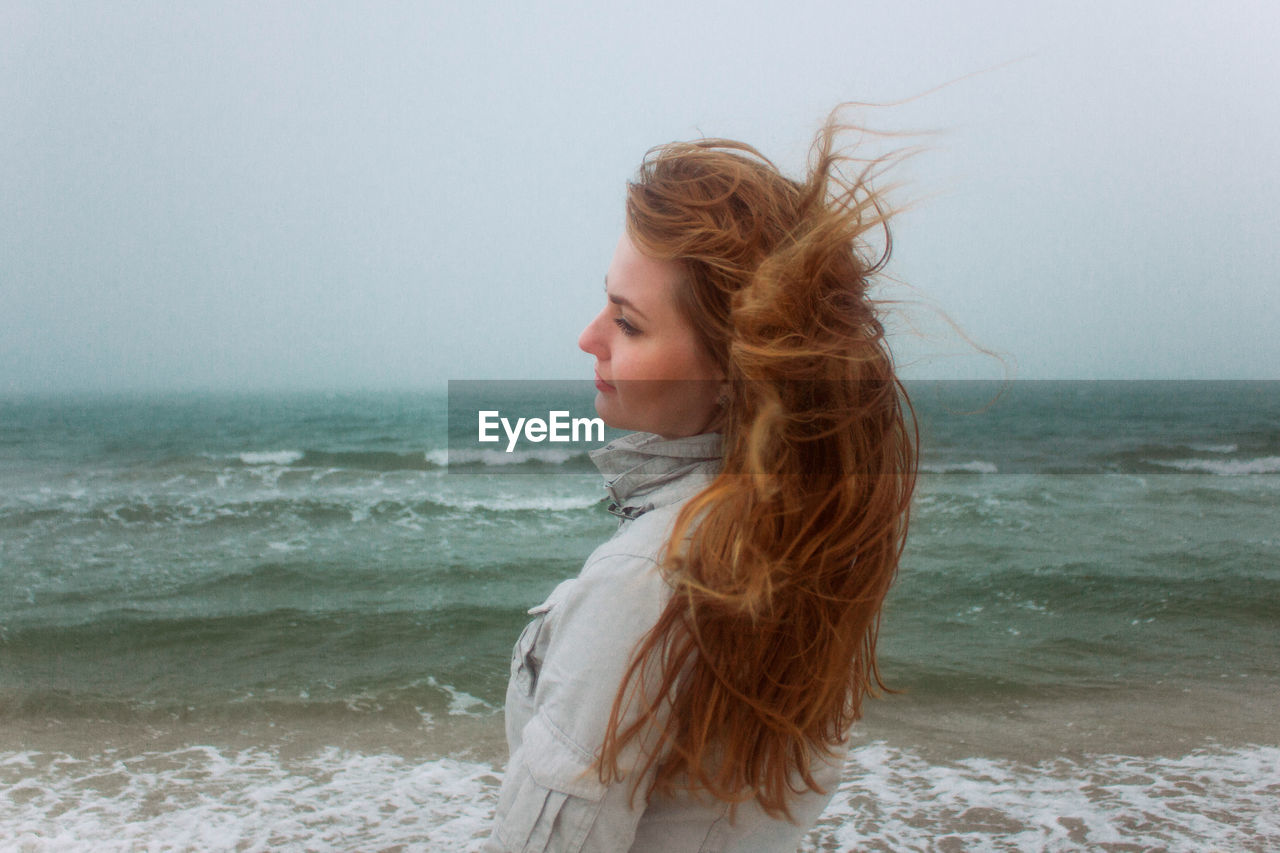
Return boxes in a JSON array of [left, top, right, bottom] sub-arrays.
[[3, 1, 1277, 394]]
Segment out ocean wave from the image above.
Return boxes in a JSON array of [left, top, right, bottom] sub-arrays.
[[805, 742, 1279, 851], [74, 496, 373, 528], [1143, 484, 1280, 507], [0, 506, 75, 529], [425, 676, 499, 717], [297, 449, 441, 472], [239, 450, 305, 466], [30, 494, 480, 530], [1148, 455, 1280, 476], [0, 605, 521, 700], [448, 448, 572, 465], [223, 447, 597, 473], [444, 448, 596, 470], [0, 746, 501, 852], [0, 487, 603, 537], [214, 449, 444, 472], [3, 742, 1275, 852], [0, 677, 505, 728], [920, 460, 999, 475], [431, 493, 603, 513]]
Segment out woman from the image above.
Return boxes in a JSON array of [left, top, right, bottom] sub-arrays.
[[485, 112, 917, 852]]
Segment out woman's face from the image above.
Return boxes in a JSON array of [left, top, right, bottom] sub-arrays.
[[578, 233, 724, 438]]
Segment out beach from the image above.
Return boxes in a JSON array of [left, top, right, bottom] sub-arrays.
[[2, 383, 1277, 850], [4, 687, 1275, 850]]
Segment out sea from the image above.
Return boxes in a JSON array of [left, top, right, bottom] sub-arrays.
[[1, 381, 1277, 852]]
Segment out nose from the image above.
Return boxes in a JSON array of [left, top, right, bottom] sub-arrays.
[[578, 308, 608, 359]]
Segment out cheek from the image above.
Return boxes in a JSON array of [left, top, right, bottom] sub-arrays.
[[624, 339, 702, 383], [610, 342, 650, 383], [668, 339, 721, 384]]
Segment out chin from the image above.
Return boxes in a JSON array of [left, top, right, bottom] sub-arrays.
[[592, 392, 623, 431]]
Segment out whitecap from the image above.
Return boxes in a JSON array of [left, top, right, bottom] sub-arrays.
[[1150, 455, 1280, 476], [435, 493, 601, 513], [921, 460, 999, 474], [239, 450, 304, 466], [446, 448, 579, 466], [427, 676, 498, 717]]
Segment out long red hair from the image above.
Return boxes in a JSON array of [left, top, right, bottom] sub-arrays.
[[597, 110, 918, 817]]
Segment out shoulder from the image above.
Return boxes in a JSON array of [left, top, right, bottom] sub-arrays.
[[588, 501, 683, 571], [530, 509, 680, 734], [566, 503, 682, 618], [553, 510, 677, 642]]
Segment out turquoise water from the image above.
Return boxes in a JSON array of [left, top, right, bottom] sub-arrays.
[[2, 383, 1277, 850]]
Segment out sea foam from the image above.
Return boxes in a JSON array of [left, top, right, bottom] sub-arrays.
[[1188, 443, 1239, 454], [4, 742, 1275, 852], [921, 460, 1000, 474], [239, 450, 305, 466], [1152, 455, 1280, 476], [444, 448, 582, 467], [806, 742, 1278, 851], [2, 747, 500, 852], [433, 493, 602, 512]]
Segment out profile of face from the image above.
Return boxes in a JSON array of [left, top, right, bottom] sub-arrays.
[[578, 234, 724, 438]]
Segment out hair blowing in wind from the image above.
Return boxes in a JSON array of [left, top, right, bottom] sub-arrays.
[[597, 109, 919, 817]]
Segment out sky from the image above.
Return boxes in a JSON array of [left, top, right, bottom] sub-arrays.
[[3, 0, 1278, 394]]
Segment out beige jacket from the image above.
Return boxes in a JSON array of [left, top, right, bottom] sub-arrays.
[[485, 432, 843, 852]]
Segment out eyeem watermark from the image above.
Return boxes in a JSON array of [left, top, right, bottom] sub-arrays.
[[447, 381, 617, 472], [478, 410, 605, 452], [452, 379, 1280, 476]]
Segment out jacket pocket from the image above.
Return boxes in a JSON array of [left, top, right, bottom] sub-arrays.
[[488, 713, 609, 852], [510, 601, 553, 698]]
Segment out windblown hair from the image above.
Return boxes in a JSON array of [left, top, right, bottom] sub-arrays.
[[597, 111, 918, 817]]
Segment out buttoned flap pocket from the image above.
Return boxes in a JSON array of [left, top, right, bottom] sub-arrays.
[[491, 713, 608, 851], [510, 601, 554, 698]]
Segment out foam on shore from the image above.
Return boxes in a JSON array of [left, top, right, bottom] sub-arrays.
[[4, 741, 1275, 852]]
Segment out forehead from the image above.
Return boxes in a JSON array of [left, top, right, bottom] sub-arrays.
[[607, 234, 684, 311]]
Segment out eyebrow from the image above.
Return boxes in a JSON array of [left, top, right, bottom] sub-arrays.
[[604, 275, 649, 323]]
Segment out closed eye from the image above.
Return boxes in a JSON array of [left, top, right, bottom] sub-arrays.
[[613, 317, 640, 336]]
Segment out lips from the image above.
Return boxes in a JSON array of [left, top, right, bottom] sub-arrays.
[[594, 370, 615, 393]]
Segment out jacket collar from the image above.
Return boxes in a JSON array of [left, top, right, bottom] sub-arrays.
[[590, 432, 722, 515]]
